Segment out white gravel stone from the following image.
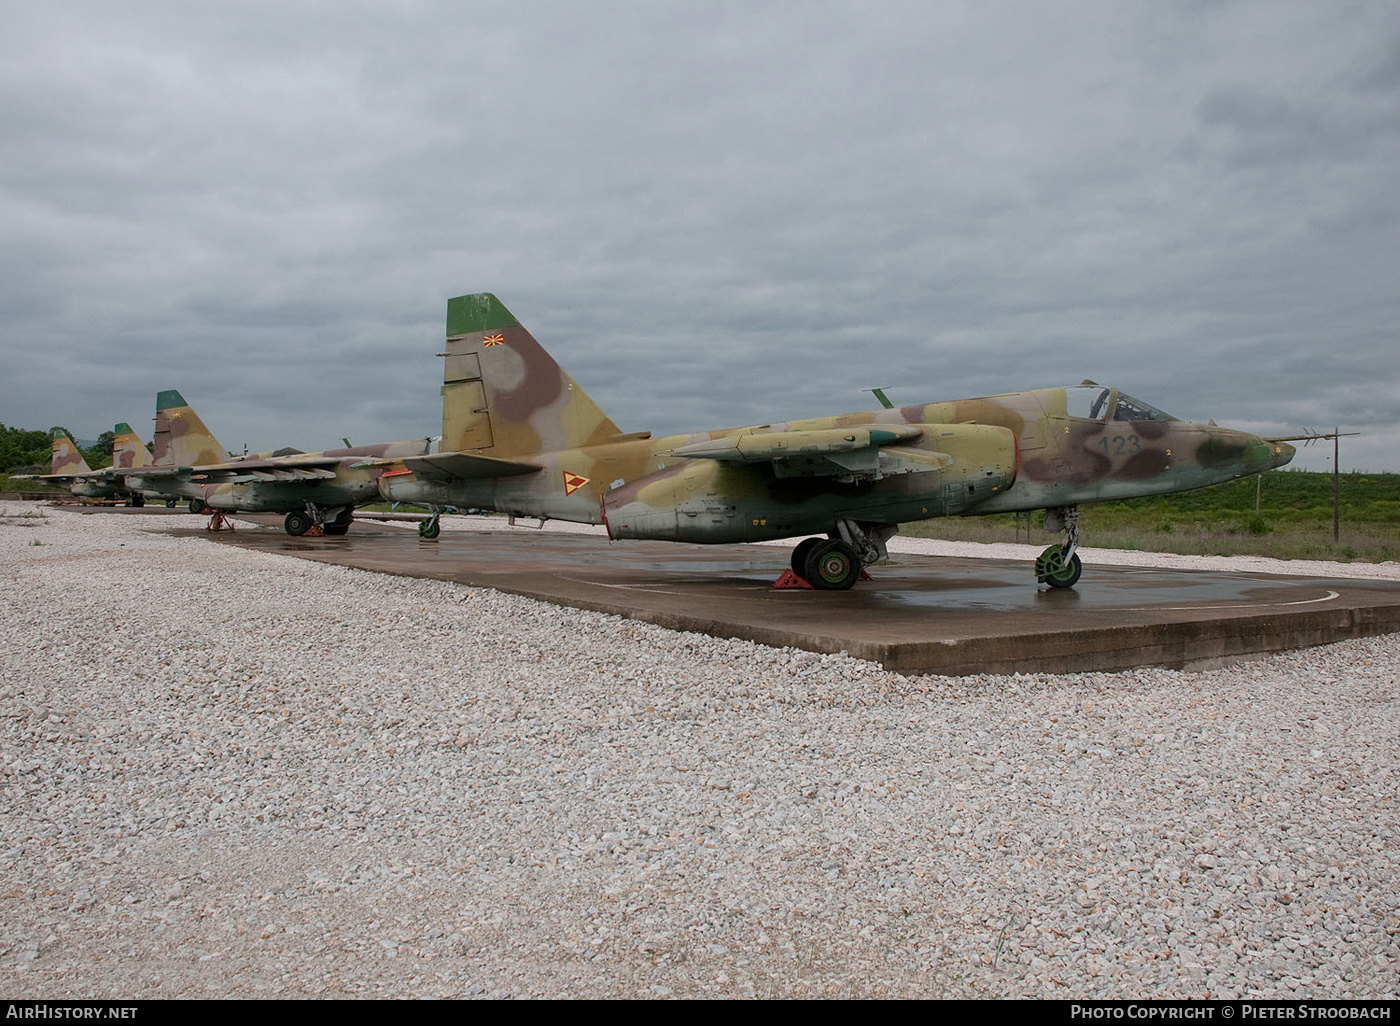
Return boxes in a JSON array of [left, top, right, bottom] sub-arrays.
[[1, 501, 1398, 998]]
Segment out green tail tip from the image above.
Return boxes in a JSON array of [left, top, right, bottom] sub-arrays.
[[446, 292, 519, 336], [114, 422, 133, 434], [156, 389, 187, 412]]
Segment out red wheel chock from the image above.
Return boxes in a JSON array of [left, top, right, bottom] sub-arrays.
[[772, 570, 814, 589], [772, 568, 872, 589]]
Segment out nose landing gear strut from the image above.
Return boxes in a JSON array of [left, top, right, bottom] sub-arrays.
[[1035, 505, 1082, 589]]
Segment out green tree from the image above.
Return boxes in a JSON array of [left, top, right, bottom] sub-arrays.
[[0, 424, 53, 474], [82, 430, 115, 470]]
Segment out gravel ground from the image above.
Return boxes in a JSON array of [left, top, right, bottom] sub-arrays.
[[1, 502, 1397, 999]]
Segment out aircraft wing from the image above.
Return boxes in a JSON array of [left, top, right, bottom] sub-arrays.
[[15, 471, 107, 485], [123, 455, 346, 485], [672, 426, 939, 480], [384, 451, 543, 483]]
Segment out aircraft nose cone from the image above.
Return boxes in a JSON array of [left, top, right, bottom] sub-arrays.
[[1267, 439, 1296, 470]]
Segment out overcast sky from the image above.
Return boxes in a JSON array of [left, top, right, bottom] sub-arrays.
[[2, 1, 1396, 472]]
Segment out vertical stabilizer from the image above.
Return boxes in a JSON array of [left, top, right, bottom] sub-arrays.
[[111, 422, 153, 470], [49, 429, 92, 475], [440, 293, 623, 458], [153, 390, 229, 467]]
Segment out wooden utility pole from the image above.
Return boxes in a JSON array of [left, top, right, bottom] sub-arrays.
[[1267, 428, 1360, 546], [1334, 427, 1340, 544]]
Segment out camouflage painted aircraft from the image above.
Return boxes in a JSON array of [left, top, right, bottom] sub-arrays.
[[18, 427, 153, 505], [379, 292, 1297, 589], [122, 389, 432, 535], [98, 397, 235, 511], [111, 422, 155, 474]]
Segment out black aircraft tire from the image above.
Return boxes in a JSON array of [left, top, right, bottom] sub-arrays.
[[284, 511, 313, 536], [804, 539, 861, 591], [1045, 553, 1083, 589], [129, 494, 145, 508], [165, 498, 177, 508], [1035, 544, 1085, 588], [323, 523, 349, 536], [188, 498, 203, 514], [419, 519, 441, 540], [790, 537, 823, 577]]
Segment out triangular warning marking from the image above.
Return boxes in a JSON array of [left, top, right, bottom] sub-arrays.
[[562, 471, 589, 496]]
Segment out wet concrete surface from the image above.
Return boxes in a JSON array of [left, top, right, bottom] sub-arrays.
[[168, 515, 1400, 676]]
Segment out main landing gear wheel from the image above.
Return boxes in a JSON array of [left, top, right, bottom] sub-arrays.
[[128, 494, 145, 508], [284, 510, 313, 536], [322, 509, 353, 536], [419, 514, 441, 540], [804, 539, 861, 591], [1035, 546, 1083, 589], [790, 537, 823, 576], [165, 498, 177, 508], [187, 498, 204, 514]]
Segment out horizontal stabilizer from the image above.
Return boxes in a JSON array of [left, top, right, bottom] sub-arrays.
[[398, 451, 542, 482]]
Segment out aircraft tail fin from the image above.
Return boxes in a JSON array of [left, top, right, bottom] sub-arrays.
[[153, 390, 229, 467], [439, 293, 624, 458], [49, 428, 91, 475], [111, 422, 153, 470]]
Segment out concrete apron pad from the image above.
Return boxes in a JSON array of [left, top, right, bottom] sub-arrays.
[[191, 519, 1400, 676]]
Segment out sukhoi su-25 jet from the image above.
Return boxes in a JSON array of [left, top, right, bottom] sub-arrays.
[[16, 426, 153, 505], [377, 292, 1297, 590], [121, 390, 432, 534]]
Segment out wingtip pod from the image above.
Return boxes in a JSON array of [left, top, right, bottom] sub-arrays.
[[447, 293, 520, 337]]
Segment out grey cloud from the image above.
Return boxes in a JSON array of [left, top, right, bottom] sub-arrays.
[[1, 0, 1397, 476]]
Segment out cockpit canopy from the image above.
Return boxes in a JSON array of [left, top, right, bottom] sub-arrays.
[[1063, 383, 1175, 423]]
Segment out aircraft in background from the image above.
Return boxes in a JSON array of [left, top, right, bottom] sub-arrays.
[[16, 427, 153, 505], [121, 389, 432, 535], [107, 421, 164, 505], [375, 292, 1296, 590]]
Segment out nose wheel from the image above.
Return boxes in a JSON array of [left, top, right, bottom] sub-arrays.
[[1035, 546, 1082, 588], [1036, 505, 1082, 589]]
